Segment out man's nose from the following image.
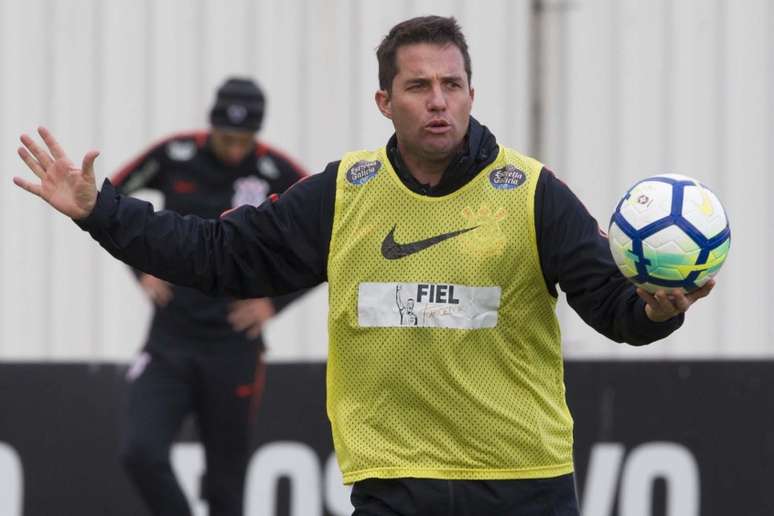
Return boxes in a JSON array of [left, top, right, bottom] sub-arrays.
[[427, 83, 447, 111]]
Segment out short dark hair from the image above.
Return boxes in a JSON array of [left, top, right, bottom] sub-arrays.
[[376, 16, 472, 92]]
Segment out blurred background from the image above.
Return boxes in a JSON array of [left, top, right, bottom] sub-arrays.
[[0, 1, 771, 515], [1, 0, 769, 362]]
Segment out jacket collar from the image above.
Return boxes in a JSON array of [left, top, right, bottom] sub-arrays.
[[386, 116, 499, 197]]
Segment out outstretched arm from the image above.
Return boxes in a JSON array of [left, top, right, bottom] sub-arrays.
[[14, 128, 335, 299], [535, 168, 714, 345]]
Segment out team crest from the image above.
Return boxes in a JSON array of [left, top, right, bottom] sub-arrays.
[[460, 203, 508, 257], [227, 104, 248, 124], [232, 176, 270, 207]]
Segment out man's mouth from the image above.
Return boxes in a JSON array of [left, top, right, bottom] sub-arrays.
[[425, 119, 451, 134]]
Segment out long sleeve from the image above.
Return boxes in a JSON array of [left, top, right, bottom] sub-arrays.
[[535, 168, 683, 345], [77, 162, 338, 299]]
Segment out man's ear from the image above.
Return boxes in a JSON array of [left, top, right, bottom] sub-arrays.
[[375, 89, 392, 119]]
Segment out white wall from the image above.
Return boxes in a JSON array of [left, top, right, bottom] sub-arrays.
[[0, 0, 532, 361], [0, 0, 767, 361], [540, 0, 772, 358]]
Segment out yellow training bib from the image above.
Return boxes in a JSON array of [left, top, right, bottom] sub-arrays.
[[327, 146, 573, 484]]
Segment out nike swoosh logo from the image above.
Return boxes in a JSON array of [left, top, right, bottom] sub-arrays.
[[381, 225, 478, 259]]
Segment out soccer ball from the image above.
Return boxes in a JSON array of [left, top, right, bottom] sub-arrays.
[[608, 174, 731, 293]]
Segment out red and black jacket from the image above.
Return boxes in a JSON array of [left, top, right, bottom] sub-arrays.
[[112, 130, 307, 350]]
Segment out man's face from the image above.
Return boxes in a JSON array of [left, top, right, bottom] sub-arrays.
[[375, 43, 474, 164], [210, 128, 256, 166]]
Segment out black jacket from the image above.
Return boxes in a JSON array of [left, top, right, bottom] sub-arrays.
[[112, 130, 307, 349], [81, 118, 682, 346]]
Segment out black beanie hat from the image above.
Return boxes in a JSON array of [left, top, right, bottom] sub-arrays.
[[209, 77, 265, 132]]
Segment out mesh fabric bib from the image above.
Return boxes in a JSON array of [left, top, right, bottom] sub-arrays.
[[327, 146, 573, 483]]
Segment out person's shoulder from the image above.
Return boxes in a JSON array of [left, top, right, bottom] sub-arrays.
[[113, 129, 207, 185], [498, 145, 550, 173], [535, 165, 577, 197], [534, 164, 575, 204], [143, 129, 209, 160], [148, 130, 207, 148], [254, 140, 308, 177]]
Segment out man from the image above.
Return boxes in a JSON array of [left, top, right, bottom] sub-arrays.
[[395, 285, 417, 326], [15, 16, 712, 516], [114, 77, 307, 516]]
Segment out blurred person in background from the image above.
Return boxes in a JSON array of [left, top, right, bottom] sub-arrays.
[[112, 77, 308, 516], [15, 16, 715, 516]]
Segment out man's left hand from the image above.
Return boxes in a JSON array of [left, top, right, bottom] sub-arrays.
[[639, 279, 715, 322], [228, 298, 276, 339]]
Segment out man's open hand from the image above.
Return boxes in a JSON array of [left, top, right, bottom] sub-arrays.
[[639, 279, 715, 322], [14, 127, 99, 220]]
